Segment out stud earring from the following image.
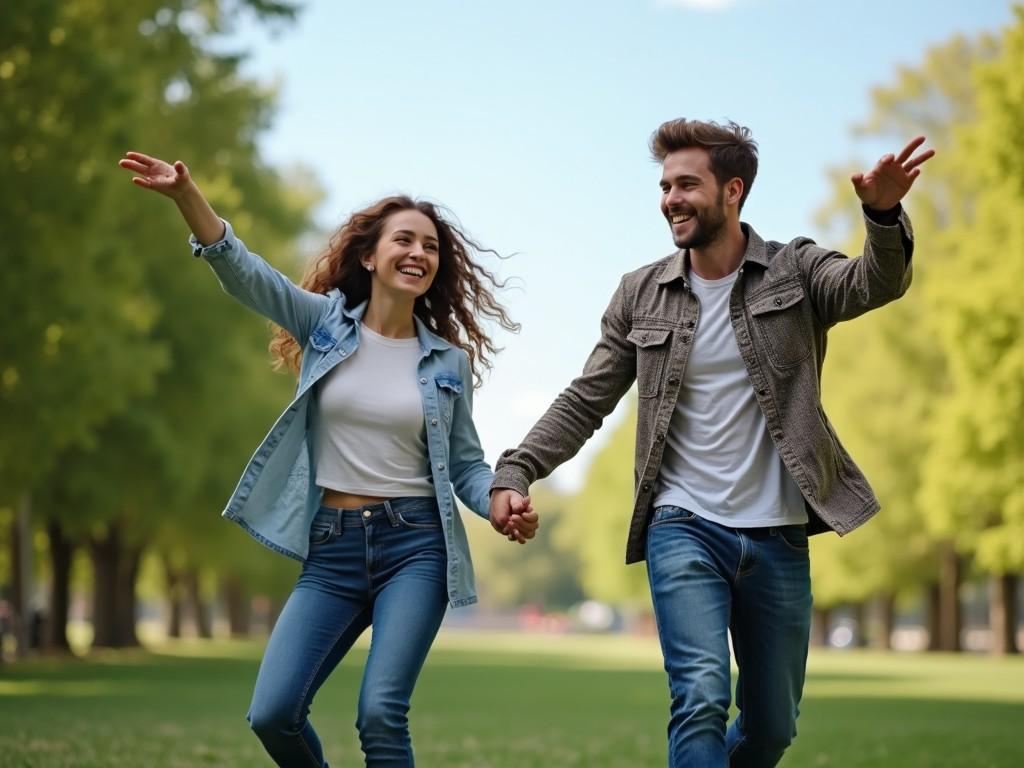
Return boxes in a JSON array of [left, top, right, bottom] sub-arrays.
[[366, 264, 375, 272]]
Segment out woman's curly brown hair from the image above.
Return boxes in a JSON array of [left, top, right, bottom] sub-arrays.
[[270, 196, 519, 387]]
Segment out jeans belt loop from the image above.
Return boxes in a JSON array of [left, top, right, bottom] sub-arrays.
[[335, 507, 344, 534], [383, 500, 399, 527]]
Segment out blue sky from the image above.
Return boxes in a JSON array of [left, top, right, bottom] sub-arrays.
[[232, 0, 1015, 491]]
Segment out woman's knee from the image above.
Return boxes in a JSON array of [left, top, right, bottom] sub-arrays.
[[248, 699, 300, 740], [356, 692, 407, 739]]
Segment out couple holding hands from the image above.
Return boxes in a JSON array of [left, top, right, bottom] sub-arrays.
[[119, 118, 931, 768]]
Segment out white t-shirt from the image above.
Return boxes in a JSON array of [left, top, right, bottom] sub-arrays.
[[314, 324, 434, 497], [654, 268, 807, 527]]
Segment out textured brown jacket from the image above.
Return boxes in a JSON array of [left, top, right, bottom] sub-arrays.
[[493, 208, 914, 564]]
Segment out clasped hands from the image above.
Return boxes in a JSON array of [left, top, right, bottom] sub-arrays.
[[489, 489, 539, 545]]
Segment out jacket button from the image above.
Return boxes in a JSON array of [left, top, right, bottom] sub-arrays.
[[681, 335, 690, 344], [686, 320, 695, 328], [774, 297, 783, 307], [437, 462, 445, 470], [655, 433, 664, 442], [420, 377, 428, 384], [431, 418, 438, 426], [641, 333, 649, 342], [668, 377, 679, 386], [758, 389, 767, 396], [642, 482, 651, 491]]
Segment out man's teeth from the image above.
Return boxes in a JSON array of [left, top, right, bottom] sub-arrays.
[[671, 214, 693, 224]]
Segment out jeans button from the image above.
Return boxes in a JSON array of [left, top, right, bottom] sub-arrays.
[[362, 509, 372, 518]]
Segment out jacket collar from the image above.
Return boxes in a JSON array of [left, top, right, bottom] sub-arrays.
[[340, 297, 452, 355], [656, 223, 769, 286]]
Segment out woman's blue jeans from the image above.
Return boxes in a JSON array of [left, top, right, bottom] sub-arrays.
[[247, 497, 449, 767], [646, 506, 813, 768]]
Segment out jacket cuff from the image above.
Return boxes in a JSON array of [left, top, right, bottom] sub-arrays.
[[189, 219, 234, 258], [491, 462, 531, 497]]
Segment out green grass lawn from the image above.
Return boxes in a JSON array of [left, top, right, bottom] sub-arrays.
[[1, 630, 1022, 767]]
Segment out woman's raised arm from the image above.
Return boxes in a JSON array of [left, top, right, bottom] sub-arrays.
[[118, 152, 224, 245]]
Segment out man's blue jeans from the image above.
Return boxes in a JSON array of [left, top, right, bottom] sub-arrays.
[[247, 498, 449, 767], [646, 506, 812, 768]]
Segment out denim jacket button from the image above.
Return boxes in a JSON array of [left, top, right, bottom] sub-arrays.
[[642, 482, 651, 491], [420, 377, 428, 384], [668, 377, 680, 386], [431, 418, 438, 426], [437, 462, 445, 470]]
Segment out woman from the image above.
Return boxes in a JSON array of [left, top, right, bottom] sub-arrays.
[[118, 151, 538, 767]]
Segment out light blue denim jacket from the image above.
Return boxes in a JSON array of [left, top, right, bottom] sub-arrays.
[[191, 221, 494, 607]]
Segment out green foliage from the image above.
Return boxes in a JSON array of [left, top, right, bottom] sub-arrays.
[[559, 401, 650, 606], [917, 7, 1024, 574], [466, 484, 585, 610], [1, 1, 313, 605]]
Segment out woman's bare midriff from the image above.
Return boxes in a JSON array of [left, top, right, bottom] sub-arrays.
[[320, 488, 392, 509]]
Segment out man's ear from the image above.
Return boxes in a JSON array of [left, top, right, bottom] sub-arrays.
[[725, 177, 745, 208]]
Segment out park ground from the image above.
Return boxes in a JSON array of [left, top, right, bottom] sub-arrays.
[[1, 631, 1023, 767]]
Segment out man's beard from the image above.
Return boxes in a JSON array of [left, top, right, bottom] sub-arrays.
[[673, 193, 727, 249]]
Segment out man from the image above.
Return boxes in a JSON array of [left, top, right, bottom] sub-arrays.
[[491, 119, 932, 767]]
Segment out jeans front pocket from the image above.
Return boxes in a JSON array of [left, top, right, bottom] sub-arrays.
[[648, 505, 698, 528], [395, 509, 442, 530], [772, 524, 809, 553], [308, 518, 335, 546]]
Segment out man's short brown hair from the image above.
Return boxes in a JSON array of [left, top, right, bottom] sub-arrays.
[[650, 119, 758, 210]]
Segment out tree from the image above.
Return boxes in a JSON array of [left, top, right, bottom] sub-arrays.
[[917, 7, 1024, 654]]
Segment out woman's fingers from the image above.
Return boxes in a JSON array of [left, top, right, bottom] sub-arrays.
[[123, 150, 158, 166], [118, 158, 149, 174]]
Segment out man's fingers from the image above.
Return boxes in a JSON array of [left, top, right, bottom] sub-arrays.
[[903, 149, 935, 171], [895, 136, 926, 164]]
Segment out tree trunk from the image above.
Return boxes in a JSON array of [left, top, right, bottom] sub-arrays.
[[187, 567, 213, 639], [90, 526, 119, 648], [872, 592, 895, 651], [926, 581, 941, 651], [223, 575, 251, 638], [11, 493, 34, 657], [114, 545, 141, 648], [937, 542, 962, 652], [810, 605, 831, 647], [989, 573, 1019, 655], [164, 557, 184, 639], [45, 519, 73, 652], [90, 523, 141, 648], [851, 601, 868, 647]]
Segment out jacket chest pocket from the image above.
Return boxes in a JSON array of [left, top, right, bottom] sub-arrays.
[[748, 283, 812, 370], [627, 327, 671, 398], [434, 372, 463, 424]]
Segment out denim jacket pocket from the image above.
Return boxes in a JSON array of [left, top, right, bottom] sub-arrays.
[[748, 282, 812, 369], [627, 327, 671, 398], [309, 327, 336, 353], [434, 372, 463, 423]]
